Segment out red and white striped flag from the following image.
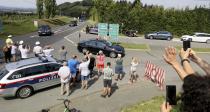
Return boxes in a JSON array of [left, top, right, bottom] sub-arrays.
[[155, 66, 165, 90], [144, 61, 165, 90], [144, 61, 156, 80]]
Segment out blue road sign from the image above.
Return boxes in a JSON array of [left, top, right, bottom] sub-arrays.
[[98, 23, 108, 37]]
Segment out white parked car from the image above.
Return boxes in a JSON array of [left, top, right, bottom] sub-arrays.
[[181, 33, 210, 43]]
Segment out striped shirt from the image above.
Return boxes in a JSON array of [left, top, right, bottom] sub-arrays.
[[103, 67, 113, 80]]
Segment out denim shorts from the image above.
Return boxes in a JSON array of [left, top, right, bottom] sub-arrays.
[[81, 75, 89, 81]]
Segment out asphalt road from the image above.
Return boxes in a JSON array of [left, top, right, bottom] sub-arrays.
[[1, 24, 210, 112]]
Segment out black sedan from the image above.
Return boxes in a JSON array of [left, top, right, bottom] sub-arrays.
[[69, 20, 77, 27], [77, 39, 125, 58], [38, 25, 52, 36], [145, 31, 173, 41]]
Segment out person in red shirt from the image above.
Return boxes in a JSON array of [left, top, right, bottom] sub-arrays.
[[96, 50, 105, 76]]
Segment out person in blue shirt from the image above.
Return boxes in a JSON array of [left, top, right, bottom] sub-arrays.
[[68, 55, 80, 86]]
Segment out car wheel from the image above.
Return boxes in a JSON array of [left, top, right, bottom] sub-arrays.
[[149, 36, 153, 39], [109, 52, 117, 58], [82, 48, 88, 53], [206, 39, 210, 44], [17, 86, 33, 99]]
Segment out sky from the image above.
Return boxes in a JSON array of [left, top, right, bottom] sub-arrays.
[[0, 0, 209, 9]]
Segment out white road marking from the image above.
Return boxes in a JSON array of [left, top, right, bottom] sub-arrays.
[[64, 31, 79, 46], [30, 35, 39, 38]]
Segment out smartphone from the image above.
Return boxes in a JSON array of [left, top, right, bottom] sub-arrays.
[[183, 40, 191, 51], [166, 85, 177, 105]]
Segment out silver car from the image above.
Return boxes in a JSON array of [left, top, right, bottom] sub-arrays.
[[0, 57, 62, 98]]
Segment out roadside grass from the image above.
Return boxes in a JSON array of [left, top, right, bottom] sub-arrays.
[[121, 96, 180, 112], [112, 42, 149, 51], [176, 46, 210, 53], [0, 16, 71, 39]]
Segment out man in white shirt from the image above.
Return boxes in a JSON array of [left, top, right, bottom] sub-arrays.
[[79, 55, 90, 90], [43, 46, 54, 57], [33, 41, 43, 57], [58, 62, 71, 95], [20, 45, 30, 59], [18, 40, 24, 51]]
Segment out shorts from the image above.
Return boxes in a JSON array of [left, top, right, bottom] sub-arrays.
[[97, 64, 104, 69], [115, 66, 123, 74], [81, 75, 89, 81], [71, 73, 77, 78], [103, 79, 112, 88]]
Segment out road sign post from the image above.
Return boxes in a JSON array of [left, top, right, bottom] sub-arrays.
[[98, 23, 108, 37], [109, 24, 119, 42]]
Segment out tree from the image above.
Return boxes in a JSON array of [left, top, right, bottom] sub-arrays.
[[51, 0, 57, 18], [44, 0, 52, 19], [36, 0, 44, 19]]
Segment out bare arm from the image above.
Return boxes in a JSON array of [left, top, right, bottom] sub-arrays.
[[190, 50, 210, 75], [163, 47, 189, 81], [179, 48, 195, 75]]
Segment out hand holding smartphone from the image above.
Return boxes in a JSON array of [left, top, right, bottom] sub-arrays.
[[166, 85, 177, 105], [183, 40, 191, 51]]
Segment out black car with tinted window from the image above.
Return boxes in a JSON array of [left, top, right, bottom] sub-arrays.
[[38, 25, 52, 36], [77, 39, 125, 58]]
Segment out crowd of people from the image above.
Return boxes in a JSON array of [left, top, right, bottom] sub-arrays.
[[58, 49, 140, 97], [1, 35, 69, 63], [4, 34, 210, 111]]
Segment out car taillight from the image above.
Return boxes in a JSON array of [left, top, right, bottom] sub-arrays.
[[0, 83, 6, 89]]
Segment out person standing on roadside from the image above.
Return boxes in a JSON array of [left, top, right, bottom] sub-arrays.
[[59, 46, 67, 62], [3, 43, 12, 63], [101, 62, 114, 98], [11, 43, 18, 62], [6, 35, 13, 45], [129, 57, 139, 83], [96, 50, 105, 76], [115, 54, 123, 81], [79, 55, 90, 90], [33, 41, 43, 57], [20, 45, 30, 59], [68, 55, 80, 86], [43, 45, 54, 57], [18, 40, 24, 51], [88, 53, 96, 78], [58, 62, 71, 96]]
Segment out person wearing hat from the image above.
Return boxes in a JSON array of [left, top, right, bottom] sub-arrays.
[[33, 41, 43, 57], [6, 35, 13, 45], [18, 40, 24, 51], [96, 50, 105, 76]]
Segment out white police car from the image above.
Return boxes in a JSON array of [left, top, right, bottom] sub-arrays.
[[0, 56, 62, 98]]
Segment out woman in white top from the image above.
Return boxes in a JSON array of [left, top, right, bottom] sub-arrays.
[[11, 43, 18, 62], [130, 57, 139, 83], [79, 55, 90, 90], [20, 45, 30, 59], [43, 45, 54, 57]]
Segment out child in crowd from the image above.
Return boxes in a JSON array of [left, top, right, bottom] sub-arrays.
[[101, 62, 114, 98], [130, 57, 139, 83]]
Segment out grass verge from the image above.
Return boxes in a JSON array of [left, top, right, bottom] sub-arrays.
[[176, 46, 210, 53], [113, 42, 149, 51], [0, 16, 71, 39], [121, 96, 180, 112]]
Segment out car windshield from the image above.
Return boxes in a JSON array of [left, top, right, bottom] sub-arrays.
[[0, 67, 9, 80], [106, 41, 112, 46]]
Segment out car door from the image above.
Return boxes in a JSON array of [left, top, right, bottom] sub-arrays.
[[96, 41, 109, 55], [7, 65, 49, 90], [85, 41, 98, 54], [45, 63, 62, 86], [193, 34, 203, 42]]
